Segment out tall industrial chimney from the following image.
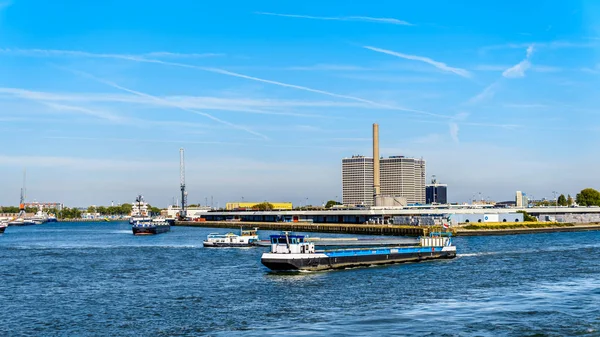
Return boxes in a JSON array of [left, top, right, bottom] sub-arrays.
[[373, 123, 380, 204]]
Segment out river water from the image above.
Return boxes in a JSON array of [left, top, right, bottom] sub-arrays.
[[1, 222, 598, 336]]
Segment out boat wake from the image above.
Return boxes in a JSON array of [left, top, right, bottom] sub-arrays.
[[458, 242, 600, 258], [6, 244, 202, 250]]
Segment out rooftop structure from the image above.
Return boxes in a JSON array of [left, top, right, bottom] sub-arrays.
[[426, 176, 448, 204], [225, 202, 293, 210]]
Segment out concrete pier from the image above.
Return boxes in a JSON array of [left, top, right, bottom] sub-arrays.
[[175, 221, 427, 236], [175, 221, 600, 237]]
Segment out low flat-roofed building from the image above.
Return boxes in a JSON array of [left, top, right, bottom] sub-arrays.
[[226, 202, 293, 210]]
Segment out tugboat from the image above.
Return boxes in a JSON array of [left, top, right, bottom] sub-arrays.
[[261, 232, 456, 271], [203, 228, 259, 247], [132, 217, 171, 235], [128, 195, 152, 224]]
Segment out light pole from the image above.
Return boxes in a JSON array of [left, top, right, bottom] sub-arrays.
[[552, 191, 558, 219]]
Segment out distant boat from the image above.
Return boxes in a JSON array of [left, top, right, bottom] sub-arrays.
[[7, 218, 36, 226], [47, 214, 58, 223], [129, 195, 152, 224], [132, 217, 170, 235], [28, 210, 48, 224], [203, 228, 259, 247], [0, 221, 7, 234]]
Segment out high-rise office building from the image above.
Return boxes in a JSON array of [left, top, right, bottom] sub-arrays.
[[342, 156, 374, 206], [380, 156, 426, 204], [516, 191, 528, 207], [342, 155, 426, 205], [425, 176, 448, 204]]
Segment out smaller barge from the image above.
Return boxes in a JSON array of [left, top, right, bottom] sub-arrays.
[[203, 228, 259, 247], [132, 218, 171, 235], [261, 232, 456, 271]]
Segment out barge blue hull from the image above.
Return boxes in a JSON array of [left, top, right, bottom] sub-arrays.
[[262, 247, 456, 271], [132, 225, 171, 235]]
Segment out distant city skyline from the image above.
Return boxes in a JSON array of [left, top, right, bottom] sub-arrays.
[[1, 1, 599, 206]]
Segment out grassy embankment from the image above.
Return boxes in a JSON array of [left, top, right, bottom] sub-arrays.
[[460, 222, 576, 230]]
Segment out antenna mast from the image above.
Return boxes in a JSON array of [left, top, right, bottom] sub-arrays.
[[180, 148, 187, 219], [19, 169, 26, 217]]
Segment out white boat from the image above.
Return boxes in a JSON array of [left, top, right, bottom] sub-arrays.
[[28, 210, 48, 224], [129, 195, 152, 224], [203, 228, 260, 247], [7, 218, 34, 226], [0, 221, 7, 233]]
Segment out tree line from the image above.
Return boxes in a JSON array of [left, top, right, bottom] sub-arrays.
[[0, 203, 162, 219]]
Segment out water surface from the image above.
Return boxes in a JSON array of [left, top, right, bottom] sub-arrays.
[[1, 222, 598, 336]]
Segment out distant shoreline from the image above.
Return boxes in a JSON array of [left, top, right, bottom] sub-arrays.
[[173, 220, 600, 237], [455, 223, 600, 236]]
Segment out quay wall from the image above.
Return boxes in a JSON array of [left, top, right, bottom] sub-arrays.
[[175, 221, 427, 237], [175, 221, 600, 237]]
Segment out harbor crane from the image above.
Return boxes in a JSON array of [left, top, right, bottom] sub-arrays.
[[18, 169, 26, 217], [179, 148, 187, 220]]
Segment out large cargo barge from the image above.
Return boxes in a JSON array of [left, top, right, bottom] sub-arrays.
[[261, 232, 456, 271]]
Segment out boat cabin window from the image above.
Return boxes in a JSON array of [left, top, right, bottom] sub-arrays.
[[270, 236, 305, 244]]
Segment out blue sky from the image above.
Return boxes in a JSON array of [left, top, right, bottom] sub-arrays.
[[1, 0, 599, 207]]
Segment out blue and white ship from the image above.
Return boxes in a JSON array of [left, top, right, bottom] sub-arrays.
[[261, 232, 456, 271], [128, 195, 152, 224], [132, 217, 171, 235]]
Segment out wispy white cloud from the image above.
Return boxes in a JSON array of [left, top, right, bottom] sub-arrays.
[[46, 136, 242, 146], [502, 60, 531, 78], [0, 87, 370, 114], [452, 111, 470, 121], [504, 103, 549, 109], [42, 102, 123, 122], [285, 64, 374, 71], [254, 12, 412, 26], [480, 40, 597, 54], [467, 82, 499, 104], [0, 48, 221, 59], [67, 69, 270, 140], [502, 45, 534, 78], [474, 64, 561, 73], [142, 51, 223, 58], [0, 87, 124, 122], [449, 122, 459, 143], [364, 46, 471, 78], [3, 47, 449, 118], [336, 73, 441, 83]]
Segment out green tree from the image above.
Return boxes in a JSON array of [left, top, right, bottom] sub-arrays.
[[576, 188, 600, 206], [567, 194, 574, 206], [96, 206, 107, 215], [150, 207, 162, 215], [87, 206, 97, 214], [0, 206, 19, 213], [252, 202, 274, 211], [557, 194, 567, 206], [120, 203, 133, 215], [325, 200, 342, 208], [517, 210, 537, 222]]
